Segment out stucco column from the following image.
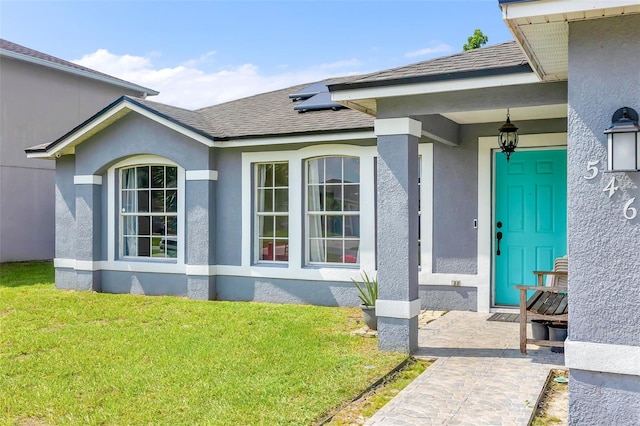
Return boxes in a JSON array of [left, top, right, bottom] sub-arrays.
[[375, 118, 421, 353], [73, 174, 102, 291], [565, 15, 640, 425], [185, 170, 217, 300]]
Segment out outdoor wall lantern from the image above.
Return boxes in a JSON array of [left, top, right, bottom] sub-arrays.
[[498, 109, 518, 162], [605, 107, 640, 171]]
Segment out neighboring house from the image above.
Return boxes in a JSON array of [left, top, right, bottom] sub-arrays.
[[25, 0, 640, 423], [0, 39, 158, 262]]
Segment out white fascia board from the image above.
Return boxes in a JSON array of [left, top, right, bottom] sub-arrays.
[[213, 130, 374, 148], [39, 100, 216, 159], [501, 0, 640, 21], [0, 49, 159, 96], [331, 73, 540, 103]]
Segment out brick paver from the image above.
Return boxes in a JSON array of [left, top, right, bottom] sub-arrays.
[[366, 311, 564, 425]]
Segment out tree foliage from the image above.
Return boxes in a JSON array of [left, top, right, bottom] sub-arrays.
[[463, 28, 489, 51]]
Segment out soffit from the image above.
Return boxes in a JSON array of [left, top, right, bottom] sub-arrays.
[[502, 1, 640, 81], [441, 103, 567, 125]]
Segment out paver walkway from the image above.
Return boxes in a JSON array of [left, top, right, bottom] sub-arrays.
[[366, 311, 565, 425]]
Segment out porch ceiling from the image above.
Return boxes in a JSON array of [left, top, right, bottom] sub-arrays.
[[500, 0, 640, 81], [441, 103, 567, 125]]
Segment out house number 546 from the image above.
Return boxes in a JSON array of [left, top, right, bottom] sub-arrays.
[[584, 160, 637, 221]]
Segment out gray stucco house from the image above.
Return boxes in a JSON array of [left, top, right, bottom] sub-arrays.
[[0, 39, 158, 262], [26, 1, 640, 423]]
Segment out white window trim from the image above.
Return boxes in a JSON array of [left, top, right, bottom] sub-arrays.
[[242, 144, 376, 282], [107, 155, 186, 270]]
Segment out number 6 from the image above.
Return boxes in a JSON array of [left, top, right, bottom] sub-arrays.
[[624, 198, 637, 220]]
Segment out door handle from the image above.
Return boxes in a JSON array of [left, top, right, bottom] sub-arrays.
[[496, 231, 503, 256]]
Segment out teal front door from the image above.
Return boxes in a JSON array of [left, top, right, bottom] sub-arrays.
[[494, 149, 567, 306]]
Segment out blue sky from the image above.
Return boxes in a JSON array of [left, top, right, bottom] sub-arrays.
[[1, 1, 514, 108]]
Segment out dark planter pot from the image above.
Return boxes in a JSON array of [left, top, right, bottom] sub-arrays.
[[361, 305, 377, 330], [548, 324, 568, 353], [531, 320, 549, 340]]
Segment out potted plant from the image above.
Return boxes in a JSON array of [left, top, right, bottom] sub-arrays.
[[352, 272, 378, 330]]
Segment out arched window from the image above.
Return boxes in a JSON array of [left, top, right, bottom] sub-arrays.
[[306, 156, 360, 265], [120, 164, 178, 258]]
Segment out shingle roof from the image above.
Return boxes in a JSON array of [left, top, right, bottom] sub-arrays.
[[27, 41, 534, 154], [329, 41, 530, 90], [0, 39, 158, 96], [196, 80, 374, 139]]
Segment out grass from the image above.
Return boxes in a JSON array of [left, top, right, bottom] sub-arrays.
[[0, 262, 406, 425]]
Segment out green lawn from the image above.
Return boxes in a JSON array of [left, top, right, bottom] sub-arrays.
[[0, 262, 405, 425]]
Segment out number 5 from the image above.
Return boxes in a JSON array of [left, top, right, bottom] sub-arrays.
[[584, 160, 599, 180]]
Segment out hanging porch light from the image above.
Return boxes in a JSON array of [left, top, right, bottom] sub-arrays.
[[498, 109, 519, 162]]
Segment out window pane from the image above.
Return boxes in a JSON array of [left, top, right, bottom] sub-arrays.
[[344, 240, 359, 263], [309, 239, 325, 262], [343, 185, 359, 211], [308, 215, 324, 238], [137, 190, 149, 212], [136, 166, 149, 188], [166, 216, 177, 236], [325, 239, 344, 263], [325, 157, 342, 183], [325, 185, 342, 211], [124, 237, 137, 256], [151, 190, 165, 212], [275, 239, 288, 261], [122, 191, 136, 213], [260, 239, 275, 261], [166, 190, 177, 213], [166, 238, 177, 258], [264, 163, 274, 187], [166, 167, 177, 189], [151, 166, 164, 188], [274, 189, 288, 212], [343, 157, 360, 183], [344, 216, 359, 238], [152, 217, 165, 236], [138, 237, 151, 256], [138, 216, 151, 236], [308, 158, 324, 184], [123, 216, 137, 236], [307, 185, 324, 211], [257, 189, 273, 212], [274, 163, 288, 187], [326, 216, 343, 237], [275, 216, 288, 238], [122, 168, 136, 189], [259, 216, 274, 238]]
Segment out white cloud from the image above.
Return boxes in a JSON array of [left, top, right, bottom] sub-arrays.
[[404, 43, 453, 59], [73, 50, 365, 110]]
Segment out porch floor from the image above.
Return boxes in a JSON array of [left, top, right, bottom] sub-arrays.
[[366, 311, 565, 425]]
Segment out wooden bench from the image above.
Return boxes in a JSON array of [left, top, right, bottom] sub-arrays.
[[515, 270, 568, 354]]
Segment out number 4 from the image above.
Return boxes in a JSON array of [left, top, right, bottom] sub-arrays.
[[603, 177, 619, 198]]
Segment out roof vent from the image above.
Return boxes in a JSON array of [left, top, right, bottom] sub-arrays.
[[289, 82, 345, 113]]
